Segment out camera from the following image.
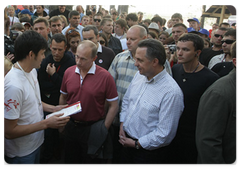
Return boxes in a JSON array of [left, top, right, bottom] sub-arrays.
[[168, 44, 177, 54], [4, 30, 22, 63]]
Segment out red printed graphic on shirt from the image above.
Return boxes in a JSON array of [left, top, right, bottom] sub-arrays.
[[4, 99, 19, 112]]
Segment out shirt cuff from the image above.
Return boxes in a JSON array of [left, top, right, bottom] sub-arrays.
[[106, 96, 118, 102]]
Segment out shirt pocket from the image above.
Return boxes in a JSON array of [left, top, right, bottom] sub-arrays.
[[139, 100, 159, 125]]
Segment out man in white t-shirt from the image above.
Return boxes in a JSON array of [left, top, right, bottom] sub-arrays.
[[4, 31, 70, 164]]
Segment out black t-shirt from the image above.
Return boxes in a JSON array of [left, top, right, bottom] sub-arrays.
[[199, 48, 224, 67], [211, 62, 234, 77], [49, 8, 70, 22], [96, 46, 116, 70], [172, 64, 219, 137]]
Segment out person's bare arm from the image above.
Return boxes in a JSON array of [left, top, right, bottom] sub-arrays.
[[5, 113, 69, 139], [59, 93, 68, 105], [104, 99, 118, 130]]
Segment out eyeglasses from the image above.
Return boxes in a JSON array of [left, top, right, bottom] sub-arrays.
[[221, 39, 235, 44], [214, 34, 224, 39], [67, 29, 78, 35], [94, 19, 101, 22], [99, 40, 105, 45]]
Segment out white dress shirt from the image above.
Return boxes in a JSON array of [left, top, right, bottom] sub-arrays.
[[120, 69, 184, 150], [62, 24, 84, 40]]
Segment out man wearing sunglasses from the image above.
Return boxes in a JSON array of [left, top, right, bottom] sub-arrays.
[[92, 13, 102, 32], [199, 27, 228, 66], [208, 29, 236, 74]]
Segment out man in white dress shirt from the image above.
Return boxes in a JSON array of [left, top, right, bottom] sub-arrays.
[[62, 10, 84, 40], [119, 39, 184, 163]]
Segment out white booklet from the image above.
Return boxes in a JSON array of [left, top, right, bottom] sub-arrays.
[[46, 101, 82, 119]]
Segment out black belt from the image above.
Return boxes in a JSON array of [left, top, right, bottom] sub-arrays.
[[70, 118, 97, 126]]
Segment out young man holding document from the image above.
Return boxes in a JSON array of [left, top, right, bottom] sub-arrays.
[[4, 31, 70, 164]]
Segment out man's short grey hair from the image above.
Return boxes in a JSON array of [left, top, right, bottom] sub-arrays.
[[129, 25, 147, 38]]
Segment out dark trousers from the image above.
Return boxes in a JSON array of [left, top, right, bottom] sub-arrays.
[[120, 144, 168, 164], [40, 112, 61, 163], [164, 135, 198, 164], [112, 125, 123, 163], [64, 120, 107, 164]]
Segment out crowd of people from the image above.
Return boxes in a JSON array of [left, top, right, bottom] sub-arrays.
[[4, 5, 236, 164]]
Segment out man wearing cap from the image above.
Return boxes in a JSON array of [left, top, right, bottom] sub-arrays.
[[19, 9, 34, 25], [188, 27, 209, 39], [197, 28, 209, 39], [187, 18, 201, 32], [49, 3, 70, 22], [148, 22, 160, 36]]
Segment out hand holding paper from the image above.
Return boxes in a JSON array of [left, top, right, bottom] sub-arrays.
[[46, 101, 82, 119]]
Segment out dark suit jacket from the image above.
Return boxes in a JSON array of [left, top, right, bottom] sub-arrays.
[[196, 69, 236, 163]]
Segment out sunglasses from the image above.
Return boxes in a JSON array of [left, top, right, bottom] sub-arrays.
[[99, 40, 105, 45], [94, 19, 101, 22], [221, 39, 235, 44], [214, 34, 224, 39]]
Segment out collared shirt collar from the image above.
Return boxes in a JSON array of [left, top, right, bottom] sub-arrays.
[[75, 62, 96, 75], [125, 50, 134, 60], [145, 68, 166, 84], [97, 42, 102, 53]]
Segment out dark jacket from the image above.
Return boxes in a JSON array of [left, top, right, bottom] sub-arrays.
[[108, 35, 122, 55], [196, 69, 236, 163], [87, 120, 113, 159], [38, 52, 75, 105], [49, 8, 70, 22], [33, 10, 48, 17]]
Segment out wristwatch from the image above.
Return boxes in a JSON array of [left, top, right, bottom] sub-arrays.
[[135, 140, 140, 149]]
